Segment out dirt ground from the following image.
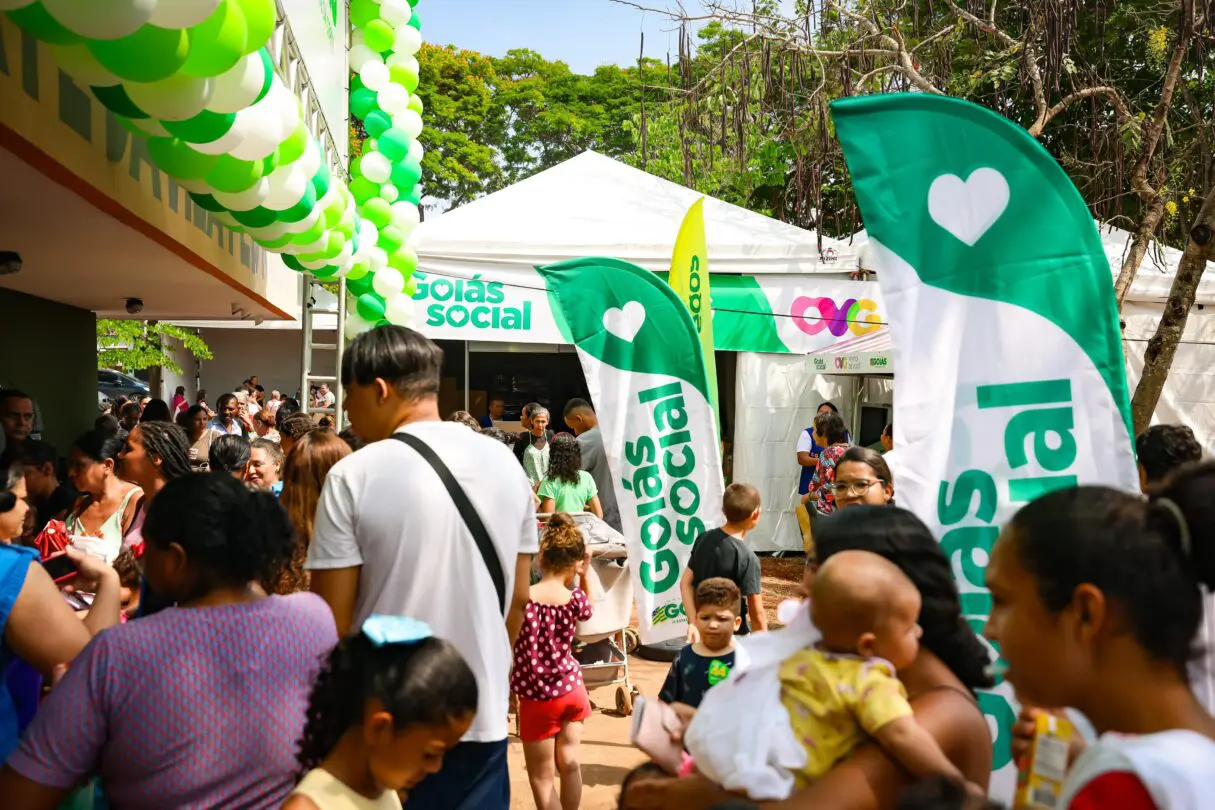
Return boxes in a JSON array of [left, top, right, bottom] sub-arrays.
[[507, 556, 806, 809]]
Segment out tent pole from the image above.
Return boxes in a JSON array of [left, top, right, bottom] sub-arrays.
[[463, 340, 470, 412]]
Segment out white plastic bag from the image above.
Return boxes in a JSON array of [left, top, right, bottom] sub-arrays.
[[683, 599, 819, 800]]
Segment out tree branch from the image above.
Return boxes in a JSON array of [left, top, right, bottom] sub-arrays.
[[1028, 86, 1133, 137]]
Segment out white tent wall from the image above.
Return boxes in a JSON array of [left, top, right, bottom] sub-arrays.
[[733, 352, 894, 553]]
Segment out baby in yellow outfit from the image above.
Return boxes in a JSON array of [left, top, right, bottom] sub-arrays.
[[779, 550, 978, 792]]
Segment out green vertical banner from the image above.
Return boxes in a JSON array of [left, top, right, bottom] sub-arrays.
[[539, 257, 725, 645], [831, 94, 1138, 802]]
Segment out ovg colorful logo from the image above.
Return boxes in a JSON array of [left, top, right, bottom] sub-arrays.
[[651, 600, 685, 625], [791, 296, 881, 337]]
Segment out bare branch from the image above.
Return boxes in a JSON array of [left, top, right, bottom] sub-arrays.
[[1029, 86, 1133, 137]]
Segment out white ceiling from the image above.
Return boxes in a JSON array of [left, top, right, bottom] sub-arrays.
[[0, 145, 290, 321]]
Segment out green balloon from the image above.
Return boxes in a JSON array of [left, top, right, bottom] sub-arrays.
[[402, 276, 418, 296], [364, 20, 395, 53], [406, 94, 424, 115], [364, 110, 393, 139], [189, 192, 227, 212], [206, 155, 262, 193], [294, 219, 327, 246], [324, 198, 345, 230], [279, 182, 318, 223], [362, 198, 393, 229], [390, 245, 419, 274], [276, 125, 310, 166], [350, 0, 380, 27], [235, 0, 277, 56], [312, 264, 340, 279], [349, 177, 379, 205], [147, 138, 218, 179], [8, 3, 83, 46], [348, 274, 374, 297], [182, 0, 247, 78], [92, 84, 147, 119], [257, 231, 295, 250], [254, 47, 274, 103], [351, 74, 365, 93], [232, 206, 278, 228], [378, 225, 404, 255], [403, 185, 423, 205], [407, 11, 421, 30], [163, 109, 236, 144], [351, 88, 378, 120], [346, 260, 370, 281], [407, 0, 419, 7], [377, 128, 411, 163], [89, 26, 191, 84], [390, 155, 423, 189], [357, 293, 387, 322], [389, 65, 419, 94], [311, 161, 331, 198]]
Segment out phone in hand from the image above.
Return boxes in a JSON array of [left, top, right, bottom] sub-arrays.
[[42, 552, 79, 584]]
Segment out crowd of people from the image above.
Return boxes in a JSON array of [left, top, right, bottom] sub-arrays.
[[0, 338, 1212, 810]]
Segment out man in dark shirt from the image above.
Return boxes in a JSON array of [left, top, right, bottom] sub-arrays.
[[19, 440, 78, 537], [681, 483, 766, 641], [660, 578, 741, 712]]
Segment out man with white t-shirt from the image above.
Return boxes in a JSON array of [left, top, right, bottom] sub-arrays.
[[306, 326, 536, 810]]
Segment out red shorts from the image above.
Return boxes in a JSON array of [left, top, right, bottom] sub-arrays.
[[517, 686, 592, 742]]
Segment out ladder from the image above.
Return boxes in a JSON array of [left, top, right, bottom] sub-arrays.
[[300, 274, 346, 429]]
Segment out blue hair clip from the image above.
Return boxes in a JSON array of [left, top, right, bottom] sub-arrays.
[[361, 615, 434, 647]]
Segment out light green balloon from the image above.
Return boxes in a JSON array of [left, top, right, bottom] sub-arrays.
[[206, 154, 263, 193], [390, 245, 419, 274], [322, 197, 344, 230], [233, 0, 276, 55], [402, 276, 418, 296], [349, 177, 379, 205], [276, 124, 310, 166], [294, 220, 327, 246], [406, 94, 424, 115], [181, 0, 247, 78], [163, 109, 236, 144], [362, 197, 393, 229], [350, 0, 379, 27], [378, 225, 404, 255], [389, 65, 419, 94], [89, 24, 191, 84], [363, 19, 395, 53], [346, 260, 371, 281], [257, 232, 295, 250], [147, 138, 219, 180]]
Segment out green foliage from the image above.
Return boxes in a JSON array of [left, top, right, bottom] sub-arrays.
[[97, 321, 212, 374]]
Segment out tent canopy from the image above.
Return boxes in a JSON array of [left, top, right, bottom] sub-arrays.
[[415, 151, 856, 276]]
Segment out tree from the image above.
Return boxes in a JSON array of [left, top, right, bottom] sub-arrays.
[[97, 321, 212, 374]]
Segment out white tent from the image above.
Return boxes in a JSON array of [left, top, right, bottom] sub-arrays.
[[415, 150, 856, 276]]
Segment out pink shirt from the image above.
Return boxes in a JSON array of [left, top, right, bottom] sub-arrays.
[[511, 589, 593, 701]]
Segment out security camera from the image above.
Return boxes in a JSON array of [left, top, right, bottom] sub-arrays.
[[0, 251, 21, 275], [125, 297, 144, 315]]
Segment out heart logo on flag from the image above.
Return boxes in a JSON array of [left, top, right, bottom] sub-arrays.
[[927, 168, 1010, 247], [602, 300, 647, 342]]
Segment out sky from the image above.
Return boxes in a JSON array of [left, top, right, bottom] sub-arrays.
[[421, 0, 798, 74]]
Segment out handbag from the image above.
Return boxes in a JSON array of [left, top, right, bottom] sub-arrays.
[[392, 432, 507, 614], [33, 519, 70, 559]]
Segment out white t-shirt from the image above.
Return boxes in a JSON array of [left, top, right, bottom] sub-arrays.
[[1060, 730, 1215, 809], [306, 420, 539, 743], [317, 391, 336, 408], [795, 429, 814, 454]]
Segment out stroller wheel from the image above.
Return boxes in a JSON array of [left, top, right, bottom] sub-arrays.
[[616, 686, 633, 716], [623, 628, 640, 655]]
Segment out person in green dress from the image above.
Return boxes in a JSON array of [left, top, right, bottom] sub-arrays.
[[537, 434, 603, 519]]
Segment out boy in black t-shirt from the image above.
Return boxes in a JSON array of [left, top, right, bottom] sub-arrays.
[[681, 483, 767, 642], [660, 578, 741, 721]]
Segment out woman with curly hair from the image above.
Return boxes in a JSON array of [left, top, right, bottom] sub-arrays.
[[285, 617, 477, 810], [537, 434, 603, 518], [0, 474, 337, 809]]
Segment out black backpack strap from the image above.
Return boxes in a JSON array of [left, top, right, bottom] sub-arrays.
[[393, 432, 507, 614]]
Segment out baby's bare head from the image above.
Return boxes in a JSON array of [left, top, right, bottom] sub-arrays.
[[811, 550, 922, 659]]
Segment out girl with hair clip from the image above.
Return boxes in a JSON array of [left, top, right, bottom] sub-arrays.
[[513, 513, 594, 810], [985, 469, 1215, 810], [285, 616, 478, 810]]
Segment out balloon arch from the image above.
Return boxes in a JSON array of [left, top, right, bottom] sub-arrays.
[[1, 0, 425, 338]]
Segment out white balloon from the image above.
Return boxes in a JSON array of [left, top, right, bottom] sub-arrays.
[[299, 255, 333, 271], [210, 52, 269, 114], [332, 241, 354, 269], [406, 139, 424, 164], [149, 0, 221, 28], [279, 203, 322, 234], [377, 84, 410, 117], [175, 176, 213, 194], [42, 0, 155, 40], [344, 311, 373, 340], [127, 116, 173, 138], [397, 109, 424, 139], [379, 0, 412, 27], [389, 201, 421, 232], [190, 112, 252, 155], [297, 137, 322, 179], [211, 210, 242, 229], [262, 163, 309, 210], [384, 295, 414, 326], [360, 61, 390, 92], [359, 220, 381, 252], [360, 152, 392, 184], [212, 178, 269, 211], [0, 0, 35, 10], [369, 246, 388, 273], [381, 183, 399, 203], [349, 44, 380, 74], [372, 266, 405, 300], [247, 218, 291, 242], [228, 111, 285, 160], [395, 25, 423, 57], [126, 75, 214, 122], [50, 44, 121, 87]]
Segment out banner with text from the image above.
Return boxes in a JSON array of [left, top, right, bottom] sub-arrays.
[[538, 257, 725, 645], [832, 94, 1139, 801], [410, 262, 886, 357]]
